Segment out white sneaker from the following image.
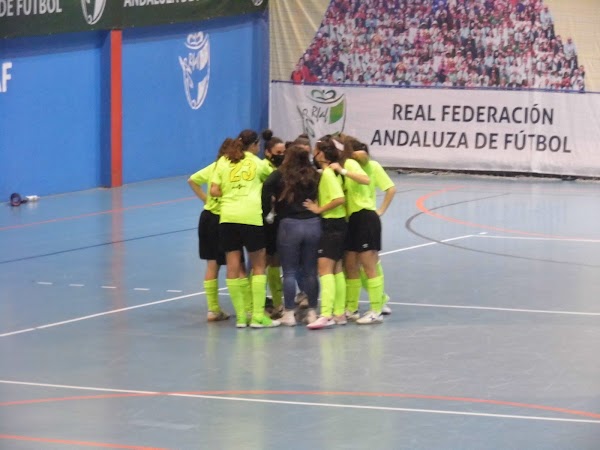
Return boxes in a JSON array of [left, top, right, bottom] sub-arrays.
[[250, 315, 281, 328], [345, 309, 360, 321], [304, 308, 318, 324], [381, 294, 391, 315], [356, 311, 383, 325], [235, 312, 250, 328], [333, 314, 347, 325], [307, 316, 335, 330], [279, 310, 297, 327]]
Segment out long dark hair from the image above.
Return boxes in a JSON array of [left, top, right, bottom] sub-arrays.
[[278, 145, 320, 204], [342, 135, 367, 162], [238, 129, 259, 151], [315, 135, 341, 164], [221, 138, 245, 163], [215, 137, 234, 162], [293, 134, 311, 149]]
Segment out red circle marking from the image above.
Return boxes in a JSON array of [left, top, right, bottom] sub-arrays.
[[416, 187, 600, 241], [1, 390, 599, 419], [0, 434, 166, 449]]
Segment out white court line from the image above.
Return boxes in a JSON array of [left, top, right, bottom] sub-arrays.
[[0, 328, 35, 336], [7, 232, 594, 338], [170, 393, 600, 425], [36, 282, 53, 285], [0, 380, 598, 425], [0, 379, 157, 395], [2, 237, 471, 337], [69, 284, 84, 287], [134, 288, 150, 291], [379, 234, 474, 256], [101, 286, 116, 289], [474, 235, 600, 243], [363, 301, 600, 317], [375, 232, 599, 316], [0, 289, 226, 338], [167, 290, 182, 293]]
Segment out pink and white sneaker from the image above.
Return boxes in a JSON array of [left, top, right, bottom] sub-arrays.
[[307, 316, 335, 330]]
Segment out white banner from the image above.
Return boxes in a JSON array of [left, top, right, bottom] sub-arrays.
[[270, 82, 600, 177]]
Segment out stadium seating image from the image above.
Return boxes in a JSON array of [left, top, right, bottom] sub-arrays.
[[291, 0, 585, 91]]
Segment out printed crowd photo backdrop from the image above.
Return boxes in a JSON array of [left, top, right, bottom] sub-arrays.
[[270, 0, 600, 177]]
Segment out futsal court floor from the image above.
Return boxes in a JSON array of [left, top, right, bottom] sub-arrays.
[[0, 172, 599, 449]]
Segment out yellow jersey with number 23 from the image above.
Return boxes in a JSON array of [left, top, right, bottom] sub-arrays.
[[211, 151, 272, 226]]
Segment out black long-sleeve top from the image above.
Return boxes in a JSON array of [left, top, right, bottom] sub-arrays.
[[261, 170, 319, 220]]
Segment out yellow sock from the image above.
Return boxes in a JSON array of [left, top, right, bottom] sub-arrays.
[[333, 272, 346, 316], [239, 277, 253, 315], [267, 266, 283, 307], [319, 274, 335, 317], [366, 276, 384, 313], [203, 279, 220, 312], [346, 278, 361, 312], [251, 274, 267, 320], [226, 278, 245, 325]]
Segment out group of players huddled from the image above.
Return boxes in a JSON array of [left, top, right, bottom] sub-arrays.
[[188, 129, 396, 329]]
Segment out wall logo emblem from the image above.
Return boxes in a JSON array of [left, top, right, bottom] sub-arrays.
[[179, 32, 210, 111], [81, 0, 107, 25], [297, 89, 346, 140]]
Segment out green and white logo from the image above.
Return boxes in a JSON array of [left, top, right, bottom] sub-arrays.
[[297, 89, 346, 141]]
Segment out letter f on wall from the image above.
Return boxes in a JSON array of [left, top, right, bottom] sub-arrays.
[[1, 62, 12, 93]]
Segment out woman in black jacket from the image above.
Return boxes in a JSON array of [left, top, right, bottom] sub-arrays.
[[262, 145, 321, 326]]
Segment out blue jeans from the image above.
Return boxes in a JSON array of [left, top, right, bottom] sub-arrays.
[[277, 217, 321, 310]]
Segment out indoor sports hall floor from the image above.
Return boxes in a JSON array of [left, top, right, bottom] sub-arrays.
[[1, 172, 599, 450]]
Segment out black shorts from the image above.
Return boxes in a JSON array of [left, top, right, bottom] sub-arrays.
[[198, 210, 226, 265], [318, 218, 347, 261], [219, 223, 265, 253], [345, 209, 381, 252], [264, 220, 279, 256]]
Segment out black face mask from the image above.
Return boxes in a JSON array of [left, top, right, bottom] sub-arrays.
[[269, 154, 285, 167]]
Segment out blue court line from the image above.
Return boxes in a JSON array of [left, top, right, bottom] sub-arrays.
[[0, 227, 195, 265]]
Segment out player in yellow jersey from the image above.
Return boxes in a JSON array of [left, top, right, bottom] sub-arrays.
[[336, 136, 387, 324], [304, 136, 348, 329], [187, 138, 233, 322], [260, 129, 285, 318], [350, 140, 396, 315], [210, 131, 280, 328]]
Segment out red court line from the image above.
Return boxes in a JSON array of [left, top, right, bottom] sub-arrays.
[[0, 197, 195, 232], [0, 434, 167, 449], [2, 390, 599, 420], [416, 187, 599, 240], [0, 393, 154, 406], [110, 30, 123, 188]]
